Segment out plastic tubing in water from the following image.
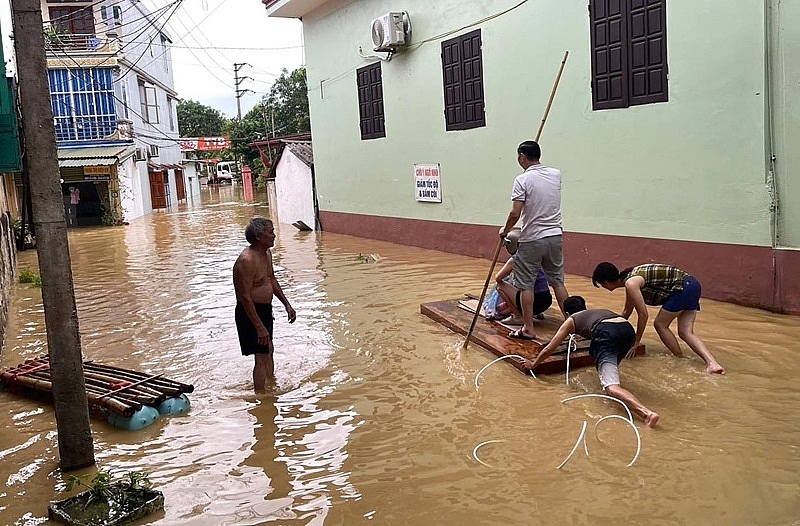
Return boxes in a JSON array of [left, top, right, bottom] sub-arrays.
[[565, 334, 576, 385], [561, 393, 634, 424], [557, 420, 587, 469], [473, 439, 506, 467], [594, 414, 642, 467], [474, 354, 532, 388]]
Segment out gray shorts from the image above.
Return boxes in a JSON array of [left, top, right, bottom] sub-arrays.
[[512, 235, 565, 289], [598, 362, 621, 389]]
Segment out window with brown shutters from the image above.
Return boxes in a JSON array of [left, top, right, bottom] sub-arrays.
[[590, 0, 667, 110], [356, 62, 386, 140], [441, 29, 485, 131]]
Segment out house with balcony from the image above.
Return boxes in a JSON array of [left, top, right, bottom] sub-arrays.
[[262, 0, 800, 314], [40, 0, 196, 225]]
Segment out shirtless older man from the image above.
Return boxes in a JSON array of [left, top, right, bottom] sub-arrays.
[[233, 217, 296, 392]]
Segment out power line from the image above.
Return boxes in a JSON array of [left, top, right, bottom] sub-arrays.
[[117, 0, 184, 82], [46, 43, 181, 147], [234, 62, 254, 120], [45, 0, 184, 74], [135, 0, 233, 72], [307, 0, 532, 94]]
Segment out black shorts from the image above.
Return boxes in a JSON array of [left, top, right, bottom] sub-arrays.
[[515, 289, 553, 315], [235, 302, 274, 355], [589, 321, 635, 368]]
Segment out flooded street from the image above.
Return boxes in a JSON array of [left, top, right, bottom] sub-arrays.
[[1, 186, 799, 525]]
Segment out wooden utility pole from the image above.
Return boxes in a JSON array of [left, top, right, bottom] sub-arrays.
[[11, 0, 95, 470]]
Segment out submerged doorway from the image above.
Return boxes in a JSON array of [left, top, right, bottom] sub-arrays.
[[61, 181, 109, 227]]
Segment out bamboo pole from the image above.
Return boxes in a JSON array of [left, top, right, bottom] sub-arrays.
[[1, 371, 136, 417], [80, 374, 163, 406], [536, 50, 569, 143], [82, 365, 184, 396], [462, 239, 504, 349], [24, 370, 145, 411], [82, 370, 165, 399], [83, 362, 194, 393], [463, 51, 570, 350], [96, 374, 164, 401]]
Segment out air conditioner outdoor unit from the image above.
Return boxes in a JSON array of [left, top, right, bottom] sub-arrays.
[[133, 148, 147, 162], [371, 12, 409, 52], [148, 145, 159, 158]]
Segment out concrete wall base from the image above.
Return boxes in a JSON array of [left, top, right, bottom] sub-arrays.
[[319, 211, 800, 314]]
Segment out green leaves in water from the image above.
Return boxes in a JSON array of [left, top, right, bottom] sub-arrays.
[[17, 267, 41, 288]]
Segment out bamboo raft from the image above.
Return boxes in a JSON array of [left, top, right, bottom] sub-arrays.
[[421, 297, 645, 375], [0, 356, 193, 420]]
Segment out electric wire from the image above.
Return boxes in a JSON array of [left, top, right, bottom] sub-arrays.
[[307, 0, 532, 94], [561, 394, 634, 425], [472, 440, 506, 468], [46, 44, 182, 147], [556, 420, 587, 470], [594, 415, 641, 467], [474, 354, 531, 389]]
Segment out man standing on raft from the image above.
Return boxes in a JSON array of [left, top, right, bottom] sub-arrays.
[[233, 217, 296, 392], [499, 140, 570, 340]]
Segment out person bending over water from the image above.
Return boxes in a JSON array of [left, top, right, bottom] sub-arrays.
[[233, 217, 296, 392], [592, 262, 724, 375], [524, 296, 660, 428]]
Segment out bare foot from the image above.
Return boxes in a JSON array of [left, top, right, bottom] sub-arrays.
[[706, 363, 725, 374], [645, 412, 660, 429]]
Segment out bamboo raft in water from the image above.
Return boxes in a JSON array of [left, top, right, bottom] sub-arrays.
[[0, 356, 194, 419]]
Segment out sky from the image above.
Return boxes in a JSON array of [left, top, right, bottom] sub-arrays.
[[0, 0, 305, 119]]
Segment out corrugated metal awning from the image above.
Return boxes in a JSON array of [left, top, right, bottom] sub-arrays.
[[57, 144, 136, 168], [59, 157, 117, 167]]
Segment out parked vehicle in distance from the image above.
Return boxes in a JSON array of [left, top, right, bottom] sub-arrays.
[[215, 161, 237, 184]]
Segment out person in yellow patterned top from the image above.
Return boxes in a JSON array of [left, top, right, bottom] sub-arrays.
[[591, 262, 724, 374]]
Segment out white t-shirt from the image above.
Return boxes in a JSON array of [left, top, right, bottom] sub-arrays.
[[511, 164, 562, 242]]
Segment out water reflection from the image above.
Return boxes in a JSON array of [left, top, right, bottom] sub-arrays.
[[0, 185, 798, 525]]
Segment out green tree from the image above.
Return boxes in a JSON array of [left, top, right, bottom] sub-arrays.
[[176, 99, 226, 137], [225, 67, 310, 171], [263, 67, 310, 136]]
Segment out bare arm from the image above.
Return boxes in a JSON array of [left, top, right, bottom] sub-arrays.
[[267, 253, 296, 323], [624, 277, 648, 346], [527, 317, 576, 370], [499, 200, 524, 237], [233, 258, 271, 345], [495, 258, 514, 284]]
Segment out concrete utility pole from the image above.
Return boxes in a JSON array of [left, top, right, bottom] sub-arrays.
[[11, 0, 95, 470], [234, 62, 253, 120]]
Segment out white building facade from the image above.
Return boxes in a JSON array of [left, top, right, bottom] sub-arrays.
[[42, 0, 197, 225]]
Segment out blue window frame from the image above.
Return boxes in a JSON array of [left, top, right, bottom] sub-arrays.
[[49, 68, 117, 141]]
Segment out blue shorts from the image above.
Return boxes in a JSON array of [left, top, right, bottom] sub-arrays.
[[662, 275, 701, 312]]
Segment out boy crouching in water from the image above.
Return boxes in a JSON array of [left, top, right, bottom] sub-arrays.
[[523, 296, 660, 428]]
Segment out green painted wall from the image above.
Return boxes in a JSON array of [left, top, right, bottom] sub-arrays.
[[303, 0, 774, 247], [770, 0, 800, 248]]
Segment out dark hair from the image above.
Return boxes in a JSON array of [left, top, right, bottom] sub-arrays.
[[564, 296, 587, 315], [591, 262, 636, 287], [517, 141, 541, 160], [245, 217, 273, 244], [592, 262, 620, 287]]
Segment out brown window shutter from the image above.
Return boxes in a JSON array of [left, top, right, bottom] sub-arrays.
[[462, 30, 486, 128], [442, 29, 485, 131], [356, 62, 385, 140], [590, 0, 629, 110], [628, 0, 668, 105]]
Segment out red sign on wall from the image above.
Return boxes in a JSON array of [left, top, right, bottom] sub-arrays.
[[179, 137, 231, 151]]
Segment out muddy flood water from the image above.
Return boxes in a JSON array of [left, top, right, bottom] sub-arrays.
[[0, 186, 798, 525]]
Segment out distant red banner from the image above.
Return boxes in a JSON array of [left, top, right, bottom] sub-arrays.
[[179, 137, 231, 151]]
